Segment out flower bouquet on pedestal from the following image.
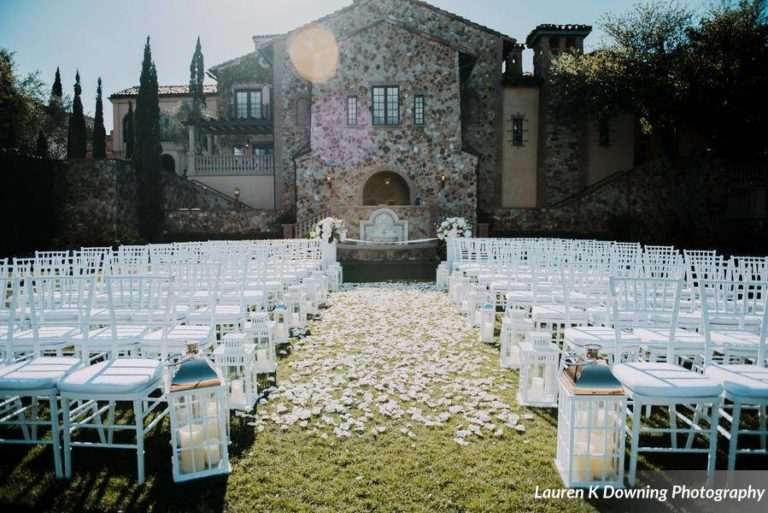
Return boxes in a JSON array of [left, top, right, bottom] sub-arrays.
[[436, 216, 472, 262]]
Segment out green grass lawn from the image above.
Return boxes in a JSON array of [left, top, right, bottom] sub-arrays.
[[0, 283, 763, 513]]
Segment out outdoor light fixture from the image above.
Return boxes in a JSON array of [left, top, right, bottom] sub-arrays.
[[326, 174, 333, 186], [440, 174, 447, 188], [233, 188, 240, 201], [518, 331, 559, 408]]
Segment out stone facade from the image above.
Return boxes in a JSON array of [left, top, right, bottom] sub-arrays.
[[56, 159, 138, 245]]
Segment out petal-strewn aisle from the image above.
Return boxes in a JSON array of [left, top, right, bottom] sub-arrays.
[[224, 283, 598, 513]]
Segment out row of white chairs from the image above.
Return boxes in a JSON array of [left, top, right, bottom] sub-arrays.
[[448, 238, 767, 484], [0, 239, 331, 483]]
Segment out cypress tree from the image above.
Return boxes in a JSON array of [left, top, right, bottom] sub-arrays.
[[133, 36, 165, 241], [92, 77, 107, 158], [124, 102, 134, 159], [51, 67, 63, 98], [189, 36, 206, 120], [66, 70, 86, 159]]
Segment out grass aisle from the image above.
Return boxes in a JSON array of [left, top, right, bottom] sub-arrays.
[[0, 283, 599, 513]]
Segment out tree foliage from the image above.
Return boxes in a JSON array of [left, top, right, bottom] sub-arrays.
[[92, 77, 107, 158], [550, 0, 768, 159], [0, 49, 47, 154], [133, 36, 165, 241], [45, 66, 70, 158], [66, 70, 87, 159], [189, 36, 206, 120]]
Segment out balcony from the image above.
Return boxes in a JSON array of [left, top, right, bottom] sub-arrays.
[[188, 154, 274, 176]]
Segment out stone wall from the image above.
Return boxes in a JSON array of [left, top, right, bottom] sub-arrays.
[[273, 0, 505, 220], [293, 19, 478, 225], [166, 208, 285, 236], [491, 160, 730, 244], [56, 159, 138, 245]]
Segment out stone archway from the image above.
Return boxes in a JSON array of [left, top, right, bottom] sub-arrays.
[[362, 171, 410, 206]]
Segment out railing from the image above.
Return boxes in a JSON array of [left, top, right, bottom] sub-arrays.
[[295, 211, 331, 239], [188, 155, 274, 176]]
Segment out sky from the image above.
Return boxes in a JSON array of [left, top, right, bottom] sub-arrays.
[[0, 0, 707, 131]]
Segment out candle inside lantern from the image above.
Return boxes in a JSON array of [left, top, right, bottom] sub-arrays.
[[206, 400, 221, 439], [530, 376, 545, 401], [275, 323, 287, 341], [230, 379, 245, 406], [572, 442, 610, 481], [256, 348, 268, 364], [179, 424, 206, 474], [204, 438, 222, 467]]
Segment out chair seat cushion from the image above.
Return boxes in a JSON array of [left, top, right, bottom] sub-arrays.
[[13, 326, 81, 342], [613, 362, 723, 398], [564, 326, 640, 347], [143, 325, 212, 341], [710, 331, 759, 349], [704, 365, 768, 399], [531, 304, 590, 321], [634, 328, 705, 347], [0, 357, 82, 391], [58, 358, 163, 394]]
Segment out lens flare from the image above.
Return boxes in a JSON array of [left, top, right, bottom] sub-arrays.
[[288, 24, 339, 84]]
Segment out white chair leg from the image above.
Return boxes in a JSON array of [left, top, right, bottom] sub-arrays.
[[107, 402, 116, 445], [30, 398, 39, 441], [728, 402, 742, 472], [707, 402, 721, 486], [760, 404, 767, 451], [134, 399, 145, 485], [62, 398, 73, 479], [669, 406, 678, 449], [628, 402, 642, 487], [49, 395, 63, 478]]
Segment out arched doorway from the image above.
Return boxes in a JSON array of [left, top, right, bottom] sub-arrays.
[[161, 154, 175, 174], [362, 171, 410, 206]]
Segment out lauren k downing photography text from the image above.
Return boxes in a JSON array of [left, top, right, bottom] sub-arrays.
[[534, 485, 766, 503]]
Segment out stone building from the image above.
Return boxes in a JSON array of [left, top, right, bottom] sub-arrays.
[[110, 0, 638, 240]]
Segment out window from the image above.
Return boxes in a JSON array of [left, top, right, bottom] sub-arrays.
[[599, 116, 611, 147], [511, 117, 524, 146], [372, 86, 399, 126], [235, 89, 263, 119], [347, 96, 358, 126], [159, 115, 170, 139], [252, 146, 273, 156], [413, 95, 425, 125]]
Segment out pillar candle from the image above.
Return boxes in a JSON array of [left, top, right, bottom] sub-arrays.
[[179, 424, 206, 474]]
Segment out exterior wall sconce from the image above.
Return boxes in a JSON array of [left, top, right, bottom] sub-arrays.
[[326, 171, 333, 187], [440, 174, 447, 188], [233, 188, 241, 201]]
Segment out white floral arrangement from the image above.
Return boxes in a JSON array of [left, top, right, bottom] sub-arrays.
[[309, 217, 347, 243], [436, 217, 472, 240]]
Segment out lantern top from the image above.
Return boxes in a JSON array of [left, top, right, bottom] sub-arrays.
[[562, 364, 623, 395], [170, 357, 222, 392]]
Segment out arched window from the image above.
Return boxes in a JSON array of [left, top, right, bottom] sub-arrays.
[[363, 171, 410, 206]]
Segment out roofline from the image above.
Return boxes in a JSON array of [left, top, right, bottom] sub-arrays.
[[341, 18, 477, 57], [525, 24, 592, 48], [109, 91, 218, 100]]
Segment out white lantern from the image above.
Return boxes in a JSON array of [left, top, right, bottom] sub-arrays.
[[436, 263, 449, 290], [467, 285, 486, 325], [517, 331, 560, 407], [499, 309, 531, 369], [479, 301, 496, 343], [450, 274, 468, 306], [283, 285, 307, 332], [169, 344, 231, 482], [311, 270, 328, 306], [326, 263, 343, 292], [271, 303, 289, 346], [214, 333, 258, 411], [302, 276, 320, 317], [248, 313, 277, 375], [556, 353, 625, 488]]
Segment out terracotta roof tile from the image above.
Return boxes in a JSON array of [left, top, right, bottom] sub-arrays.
[[109, 84, 217, 99]]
